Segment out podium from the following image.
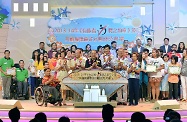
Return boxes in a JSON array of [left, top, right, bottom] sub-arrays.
[[63, 70, 127, 98]]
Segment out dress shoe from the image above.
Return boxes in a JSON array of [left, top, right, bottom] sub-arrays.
[[128, 103, 134, 106], [122, 102, 127, 105], [117, 102, 122, 105]]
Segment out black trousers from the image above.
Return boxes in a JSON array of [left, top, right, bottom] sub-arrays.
[[169, 82, 178, 99], [128, 78, 139, 105], [35, 77, 42, 88], [139, 82, 147, 99], [43, 85, 59, 101]]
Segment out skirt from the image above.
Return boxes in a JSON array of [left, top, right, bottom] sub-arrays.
[[149, 77, 162, 83], [57, 70, 69, 90]]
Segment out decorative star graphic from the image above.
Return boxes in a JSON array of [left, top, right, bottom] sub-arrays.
[[168, 22, 177, 33], [144, 25, 154, 35], [60, 6, 71, 17], [140, 25, 145, 36], [51, 6, 71, 20], [51, 10, 61, 20], [10, 19, 20, 29]]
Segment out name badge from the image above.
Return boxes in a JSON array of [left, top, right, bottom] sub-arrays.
[[4, 62, 7, 64], [17, 70, 21, 72]]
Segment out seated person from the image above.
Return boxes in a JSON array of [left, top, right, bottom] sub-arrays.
[[14, 60, 28, 97], [42, 68, 60, 101], [85, 50, 102, 70]]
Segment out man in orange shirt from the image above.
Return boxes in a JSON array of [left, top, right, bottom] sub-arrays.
[[42, 68, 60, 101]]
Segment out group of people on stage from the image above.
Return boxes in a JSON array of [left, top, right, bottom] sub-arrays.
[[0, 37, 187, 106]]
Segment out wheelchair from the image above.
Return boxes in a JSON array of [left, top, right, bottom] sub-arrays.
[[10, 79, 30, 100], [34, 83, 63, 107], [9, 63, 30, 100]]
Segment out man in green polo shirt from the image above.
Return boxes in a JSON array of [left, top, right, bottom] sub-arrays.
[[15, 60, 28, 97], [0, 50, 14, 99]]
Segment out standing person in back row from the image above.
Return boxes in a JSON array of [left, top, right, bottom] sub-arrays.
[[0, 50, 14, 99], [35, 42, 47, 54], [160, 38, 172, 53], [132, 39, 144, 53]]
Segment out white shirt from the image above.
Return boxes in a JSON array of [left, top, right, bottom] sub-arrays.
[[149, 57, 164, 77], [110, 49, 117, 58], [40, 49, 44, 53], [137, 47, 141, 53], [165, 45, 168, 53]]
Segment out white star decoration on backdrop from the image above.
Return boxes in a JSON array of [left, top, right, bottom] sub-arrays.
[[168, 22, 178, 33]]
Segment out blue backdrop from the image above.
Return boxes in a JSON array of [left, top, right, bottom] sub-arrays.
[[47, 17, 138, 49]]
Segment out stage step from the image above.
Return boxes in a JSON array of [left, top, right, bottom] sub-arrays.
[[0, 110, 187, 122]]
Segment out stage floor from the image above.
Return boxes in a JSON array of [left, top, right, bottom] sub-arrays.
[[1, 98, 187, 122], [0, 99, 187, 112]]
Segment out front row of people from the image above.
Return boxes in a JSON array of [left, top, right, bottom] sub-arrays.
[[0, 48, 184, 107]]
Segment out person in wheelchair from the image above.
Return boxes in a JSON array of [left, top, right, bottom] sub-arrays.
[[13, 60, 28, 97], [42, 68, 61, 103]]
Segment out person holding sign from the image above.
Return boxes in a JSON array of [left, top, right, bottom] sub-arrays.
[[100, 44, 115, 70], [148, 49, 164, 102], [115, 48, 128, 105], [180, 49, 187, 101], [168, 56, 181, 100], [85, 50, 102, 70], [28, 50, 38, 98], [127, 53, 141, 106], [0, 50, 14, 99]]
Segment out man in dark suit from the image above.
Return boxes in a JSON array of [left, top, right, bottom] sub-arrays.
[[132, 39, 144, 53], [35, 42, 47, 54], [159, 38, 171, 53]]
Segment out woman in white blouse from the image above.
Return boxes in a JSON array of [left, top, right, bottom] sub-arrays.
[[149, 49, 164, 102]]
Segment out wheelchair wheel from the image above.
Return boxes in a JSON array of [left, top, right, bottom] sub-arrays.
[[25, 88, 30, 100], [35, 86, 44, 106], [25, 94, 29, 100]]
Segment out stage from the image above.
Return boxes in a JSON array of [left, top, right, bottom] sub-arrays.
[[0, 99, 187, 122]]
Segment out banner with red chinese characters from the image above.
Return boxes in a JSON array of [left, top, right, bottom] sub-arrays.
[[47, 17, 138, 49], [46, 6, 153, 49]]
